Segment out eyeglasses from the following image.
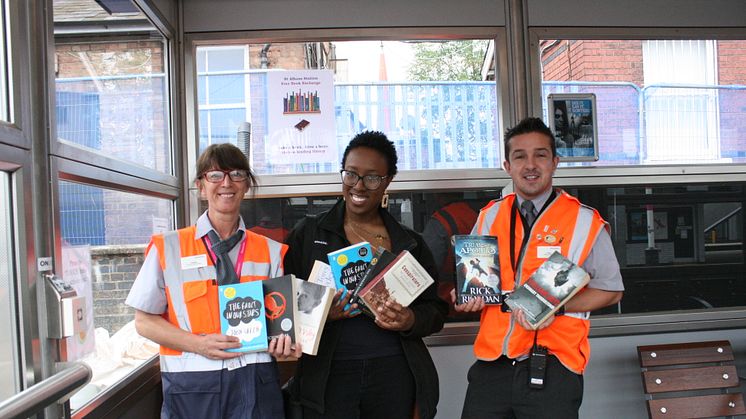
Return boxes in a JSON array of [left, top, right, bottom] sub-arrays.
[[201, 169, 249, 183], [340, 170, 388, 191]]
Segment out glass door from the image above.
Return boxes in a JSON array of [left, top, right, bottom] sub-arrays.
[[0, 170, 20, 399]]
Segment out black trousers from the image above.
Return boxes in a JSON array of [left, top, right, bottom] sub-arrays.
[[461, 355, 583, 419], [303, 354, 415, 419]]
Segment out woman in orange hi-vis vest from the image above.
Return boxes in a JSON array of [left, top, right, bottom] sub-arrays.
[[455, 118, 623, 419], [126, 143, 301, 419]]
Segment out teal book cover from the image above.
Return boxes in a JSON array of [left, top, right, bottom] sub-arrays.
[[219, 281, 268, 353], [327, 242, 373, 293]]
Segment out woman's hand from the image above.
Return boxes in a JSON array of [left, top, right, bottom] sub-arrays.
[[193, 334, 243, 360], [327, 289, 360, 321], [268, 334, 302, 360], [374, 299, 415, 331]]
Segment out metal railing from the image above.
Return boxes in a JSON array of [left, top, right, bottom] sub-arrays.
[[0, 363, 92, 419]]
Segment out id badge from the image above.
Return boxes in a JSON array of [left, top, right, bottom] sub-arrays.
[[537, 246, 561, 259]]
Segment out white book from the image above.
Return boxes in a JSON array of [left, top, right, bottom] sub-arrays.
[[308, 260, 336, 289], [294, 277, 335, 356]]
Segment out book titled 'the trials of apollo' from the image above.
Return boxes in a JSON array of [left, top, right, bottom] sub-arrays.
[[453, 235, 502, 305], [504, 251, 590, 330]]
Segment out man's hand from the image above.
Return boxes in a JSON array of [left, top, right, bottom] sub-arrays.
[[269, 334, 302, 360], [327, 289, 360, 321], [374, 299, 415, 331], [193, 334, 243, 360], [452, 289, 485, 312], [512, 309, 554, 331]]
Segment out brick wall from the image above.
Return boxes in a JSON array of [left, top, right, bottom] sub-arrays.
[[542, 40, 644, 85], [91, 244, 145, 334]]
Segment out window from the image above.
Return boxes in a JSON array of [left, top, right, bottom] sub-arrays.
[[0, 1, 9, 121], [195, 39, 500, 175], [0, 171, 19, 399], [539, 39, 746, 166], [58, 181, 173, 410], [54, 1, 172, 174]]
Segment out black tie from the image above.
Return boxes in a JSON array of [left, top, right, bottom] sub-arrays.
[[521, 200, 536, 227], [207, 229, 244, 285]]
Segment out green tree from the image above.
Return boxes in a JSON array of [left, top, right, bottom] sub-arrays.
[[407, 40, 490, 81]]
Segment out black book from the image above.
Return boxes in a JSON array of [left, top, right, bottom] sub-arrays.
[[262, 274, 297, 342], [350, 246, 397, 317]]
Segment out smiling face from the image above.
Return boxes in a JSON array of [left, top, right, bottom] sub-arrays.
[[342, 146, 392, 219], [196, 168, 249, 219], [504, 132, 559, 201]]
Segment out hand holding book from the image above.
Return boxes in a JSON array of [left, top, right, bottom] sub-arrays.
[[326, 288, 360, 321], [372, 299, 415, 331]]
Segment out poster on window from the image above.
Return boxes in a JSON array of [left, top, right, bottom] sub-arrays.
[[548, 93, 599, 161], [266, 70, 336, 165], [62, 244, 95, 361]]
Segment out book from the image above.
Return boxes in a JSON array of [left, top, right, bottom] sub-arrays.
[[262, 274, 297, 342], [293, 277, 335, 356], [504, 251, 590, 330], [357, 250, 435, 311], [350, 246, 397, 317], [453, 235, 502, 305], [218, 281, 269, 353], [308, 260, 336, 289], [327, 242, 373, 293]]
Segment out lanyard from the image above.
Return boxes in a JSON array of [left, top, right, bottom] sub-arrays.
[[203, 233, 247, 279], [508, 191, 557, 275]]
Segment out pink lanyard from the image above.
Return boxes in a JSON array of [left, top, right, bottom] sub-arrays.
[[203, 232, 247, 279]]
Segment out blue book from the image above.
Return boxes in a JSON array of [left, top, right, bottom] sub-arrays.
[[219, 281, 269, 353], [327, 242, 373, 293]]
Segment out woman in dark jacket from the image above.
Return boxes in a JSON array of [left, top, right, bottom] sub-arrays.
[[284, 131, 448, 419]]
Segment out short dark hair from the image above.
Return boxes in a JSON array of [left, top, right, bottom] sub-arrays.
[[341, 130, 398, 176], [503, 117, 556, 161], [195, 143, 257, 187]]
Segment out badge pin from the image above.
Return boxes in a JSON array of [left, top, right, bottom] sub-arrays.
[[544, 235, 557, 244], [536, 234, 543, 241], [543, 225, 549, 232], [551, 229, 558, 234]]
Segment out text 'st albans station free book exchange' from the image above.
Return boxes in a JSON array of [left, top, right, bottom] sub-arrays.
[[504, 251, 590, 329], [219, 281, 268, 353], [453, 235, 501, 305]]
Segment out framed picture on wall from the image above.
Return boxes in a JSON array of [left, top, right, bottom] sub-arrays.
[[547, 93, 599, 162]]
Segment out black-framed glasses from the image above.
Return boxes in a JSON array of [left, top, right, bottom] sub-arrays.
[[201, 169, 249, 183], [340, 170, 388, 190]]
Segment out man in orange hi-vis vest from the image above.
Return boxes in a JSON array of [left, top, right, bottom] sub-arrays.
[[454, 117, 623, 419]]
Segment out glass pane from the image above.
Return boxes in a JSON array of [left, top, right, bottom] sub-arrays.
[[0, 171, 19, 399], [197, 75, 206, 105], [202, 188, 498, 323], [58, 181, 173, 410], [195, 39, 500, 174], [205, 47, 245, 72], [206, 74, 245, 105], [0, 2, 8, 121], [53, 0, 172, 174], [206, 108, 247, 146], [539, 38, 746, 166]]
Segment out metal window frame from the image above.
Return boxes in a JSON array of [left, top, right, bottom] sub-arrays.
[[183, 27, 510, 207]]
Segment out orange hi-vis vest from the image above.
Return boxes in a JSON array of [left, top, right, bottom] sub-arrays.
[[472, 190, 607, 374], [148, 225, 287, 372]]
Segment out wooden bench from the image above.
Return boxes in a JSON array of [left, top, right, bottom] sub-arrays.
[[637, 340, 746, 419]]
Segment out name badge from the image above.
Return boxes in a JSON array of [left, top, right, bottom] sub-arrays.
[[537, 246, 561, 259], [181, 254, 208, 270]]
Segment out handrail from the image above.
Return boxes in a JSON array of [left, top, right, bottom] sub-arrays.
[[0, 362, 92, 419]]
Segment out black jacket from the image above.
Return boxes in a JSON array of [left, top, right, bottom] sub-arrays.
[[284, 199, 448, 419]]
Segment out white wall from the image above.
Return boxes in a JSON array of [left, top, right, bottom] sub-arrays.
[[430, 328, 746, 418]]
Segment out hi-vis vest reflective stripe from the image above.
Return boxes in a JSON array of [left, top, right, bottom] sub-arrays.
[[149, 226, 287, 367], [472, 190, 607, 374]]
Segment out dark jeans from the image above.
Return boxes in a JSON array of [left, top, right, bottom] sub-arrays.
[[461, 356, 583, 419], [303, 354, 415, 419]]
